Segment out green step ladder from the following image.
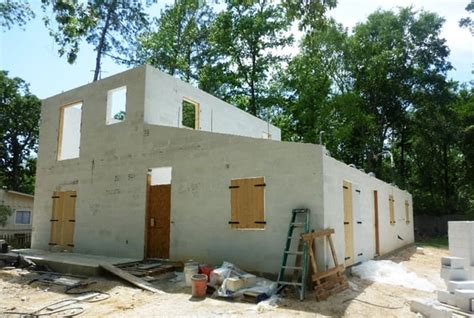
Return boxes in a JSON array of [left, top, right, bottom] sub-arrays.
[[276, 208, 310, 301]]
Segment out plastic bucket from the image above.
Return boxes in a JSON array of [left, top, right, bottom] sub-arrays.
[[199, 265, 213, 281], [184, 264, 199, 286], [191, 274, 208, 298]]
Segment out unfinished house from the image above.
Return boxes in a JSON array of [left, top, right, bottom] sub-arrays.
[[31, 65, 414, 274], [0, 189, 34, 247]]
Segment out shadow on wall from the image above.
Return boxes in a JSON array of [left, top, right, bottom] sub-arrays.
[[414, 214, 473, 238]]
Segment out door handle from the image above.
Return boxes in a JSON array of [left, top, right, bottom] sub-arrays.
[[150, 218, 155, 227]]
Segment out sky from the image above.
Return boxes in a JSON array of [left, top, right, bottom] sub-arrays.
[[0, 0, 472, 99]]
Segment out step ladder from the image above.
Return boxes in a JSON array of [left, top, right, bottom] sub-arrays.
[[276, 208, 310, 301]]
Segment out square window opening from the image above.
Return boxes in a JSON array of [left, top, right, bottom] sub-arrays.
[[15, 210, 31, 224], [182, 99, 199, 129], [107, 86, 127, 125], [58, 102, 82, 160]]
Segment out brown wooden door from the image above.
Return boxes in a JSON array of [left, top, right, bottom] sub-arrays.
[[50, 191, 76, 249], [146, 184, 171, 258], [374, 190, 380, 256], [343, 181, 354, 266]]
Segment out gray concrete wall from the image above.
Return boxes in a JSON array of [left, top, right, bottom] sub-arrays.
[[322, 153, 414, 267], [0, 190, 34, 234], [144, 65, 281, 141]]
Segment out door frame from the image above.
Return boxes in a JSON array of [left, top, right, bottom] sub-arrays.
[[343, 180, 354, 266]]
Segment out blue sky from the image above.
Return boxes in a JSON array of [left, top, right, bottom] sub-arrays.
[[0, 0, 472, 99]]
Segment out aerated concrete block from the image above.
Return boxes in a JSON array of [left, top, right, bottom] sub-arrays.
[[454, 289, 474, 312], [410, 299, 453, 318], [447, 280, 474, 293], [441, 256, 465, 269], [437, 290, 456, 306], [441, 267, 468, 281]]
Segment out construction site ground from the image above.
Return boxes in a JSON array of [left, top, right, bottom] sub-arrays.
[[0, 244, 447, 317]]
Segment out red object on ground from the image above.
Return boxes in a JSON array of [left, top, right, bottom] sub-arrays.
[[191, 274, 208, 298], [199, 265, 213, 281]]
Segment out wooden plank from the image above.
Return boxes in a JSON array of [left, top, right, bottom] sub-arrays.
[[389, 194, 395, 225], [405, 200, 410, 224], [374, 190, 380, 255], [63, 191, 76, 248], [50, 191, 62, 245], [312, 265, 344, 281], [138, 262, 162, 270], [99, 263, 164, 294], [302, 229, 335, 241], [230, 177, 265, 229], [343, 181, 354, 266], [327, 235, 339, 267]]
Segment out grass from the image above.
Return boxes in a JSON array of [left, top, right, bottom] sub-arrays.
[[416, 235, 449, 248]]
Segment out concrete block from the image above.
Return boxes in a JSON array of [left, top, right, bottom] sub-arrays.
[[224, 277, 244, 292], [442, 256, 465, 269], [438, 290, 456, 306], [447, 280, 474, 293], [441, 268, 468, 281], [454, 289, 474, 312], [410, 299, 453, 318]]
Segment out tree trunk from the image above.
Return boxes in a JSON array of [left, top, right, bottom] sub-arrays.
[[93, 2, 115, 82], [250, 53, 257, 116], [443, 142, 449, 215]]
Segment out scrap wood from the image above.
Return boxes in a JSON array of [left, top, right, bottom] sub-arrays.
[[137, 262, 162, 270], [99, 262, 164, 294]]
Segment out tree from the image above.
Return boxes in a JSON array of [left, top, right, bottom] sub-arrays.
[[0, 71, 41, 193], [460, 0, 474, 35], [0, 203, 13, 227], [42, 0, 153, 81], [133, 0, 214, 86], [0, 0, 35, 31], [282, 0, 337, 31], [209, 1, 293, 117]]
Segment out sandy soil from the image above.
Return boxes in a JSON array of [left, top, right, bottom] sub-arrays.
[[0, 245, 447, 317]]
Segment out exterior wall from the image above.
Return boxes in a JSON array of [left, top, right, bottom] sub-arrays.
[[144, 65, 281, 141], [32, 65, 320, 273], [322, 153, 414, 268], [0, 190, 34, 234]]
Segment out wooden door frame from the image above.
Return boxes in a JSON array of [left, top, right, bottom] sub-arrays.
[[343, 180, 354, 266], [373, 190, 380, 256], [143, 174, 151, 257]]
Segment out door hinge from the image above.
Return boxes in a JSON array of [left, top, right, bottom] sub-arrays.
[[344, 221, 350, 225], [345, 256, 351, 260], [229, 185, 240, 189], [254, 183, 266, 187], [228, 221, 240, 224], [254, 221, 266, 224]]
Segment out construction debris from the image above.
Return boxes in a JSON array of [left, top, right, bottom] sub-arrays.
[[99, 262, 165, 294]]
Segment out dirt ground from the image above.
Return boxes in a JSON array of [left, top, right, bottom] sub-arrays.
[[0, 245, 447, 317]]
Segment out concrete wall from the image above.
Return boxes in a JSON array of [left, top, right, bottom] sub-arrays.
[[144, 66, 281, 141], [0, 190, 34, 234], [322, 153, 414, 268]]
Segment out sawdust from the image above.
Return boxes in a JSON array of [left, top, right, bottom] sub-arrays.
[[0, 245, 447, 317]]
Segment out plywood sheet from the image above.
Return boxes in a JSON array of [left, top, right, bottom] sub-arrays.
[[230, 177, 265, 229], [389, 195, 395, 225]]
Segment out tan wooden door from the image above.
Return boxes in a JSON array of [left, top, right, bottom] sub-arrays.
[[146, 184, 171, 258], [343, 181, 354, 266], [230, 177, 265, 229], [50, 191, 76, 249]]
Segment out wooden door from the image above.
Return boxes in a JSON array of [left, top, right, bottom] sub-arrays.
[[50, 191, 76, 249], [374, 190, 380, 256], [146, 184, 171, 258], [343, 181, 354, 266]]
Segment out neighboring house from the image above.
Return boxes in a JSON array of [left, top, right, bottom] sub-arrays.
[[31, 65, 414, 274], [0, 189, 34, 248]]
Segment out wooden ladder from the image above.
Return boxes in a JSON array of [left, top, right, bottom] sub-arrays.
[[301, 228, 348, 301], [276, 208, 310, 301]]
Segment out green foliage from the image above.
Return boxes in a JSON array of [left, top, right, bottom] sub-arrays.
[[182, 100, 196, 129], [459, 0, 474, 35], [0, 0, 35, 31], [0, 203, 13, 227], [42, 0, 154, 81], [0, 71, 40, 194]]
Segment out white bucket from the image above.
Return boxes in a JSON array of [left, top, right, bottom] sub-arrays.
[[184, 264, 199, 286]]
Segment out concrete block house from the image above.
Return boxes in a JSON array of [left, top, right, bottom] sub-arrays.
[[32, 65, 414, 273], [0, 189, 34, 247]]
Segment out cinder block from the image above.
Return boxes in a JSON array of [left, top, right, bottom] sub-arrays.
[[438, 290, 456, 306], [447, 280, 474, 293], [441, 268, 468, 281], [454, 289, 474, 312], [410, 299, 453, 318], [442, 256, 465, 269]]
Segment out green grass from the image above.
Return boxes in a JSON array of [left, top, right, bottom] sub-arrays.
[[416, 235, 449, 248]]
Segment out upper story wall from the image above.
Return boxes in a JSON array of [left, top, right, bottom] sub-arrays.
[[0, 190, 34, 232], [144, 65, 281, 140]]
